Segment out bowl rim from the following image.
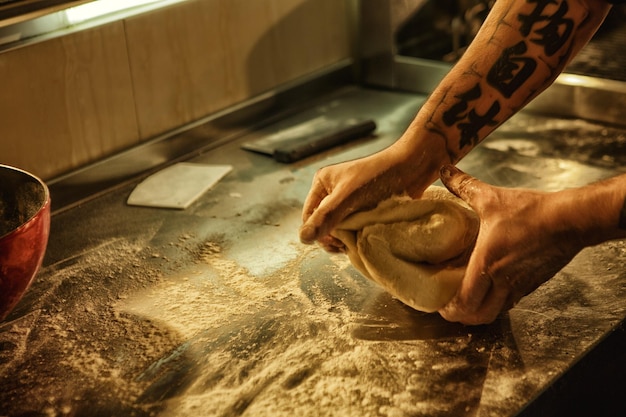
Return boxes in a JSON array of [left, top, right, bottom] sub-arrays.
[[0, 164, 50, 240]]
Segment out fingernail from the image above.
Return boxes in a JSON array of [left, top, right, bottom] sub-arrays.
[[440, 164, 454, 180], [299, 225, 315, 244]]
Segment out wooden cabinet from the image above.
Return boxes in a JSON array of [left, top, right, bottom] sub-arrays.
[[125, 0, 351, 139], [0, 22, 138, 180], [0, 0, 351, 180]]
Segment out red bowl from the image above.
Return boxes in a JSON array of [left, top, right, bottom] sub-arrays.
[[0, 164, 50, 321]]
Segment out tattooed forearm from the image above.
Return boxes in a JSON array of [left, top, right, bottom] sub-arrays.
[[518, 0, 574, 56], [442, 83, 500, 149], [429, 0, 589, 159], [487, 41, 538, 98]]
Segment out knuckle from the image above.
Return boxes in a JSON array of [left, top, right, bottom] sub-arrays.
[[454, 174, 478, 194]]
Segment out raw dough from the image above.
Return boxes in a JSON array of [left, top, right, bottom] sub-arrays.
[[332, 186, 479, 312]]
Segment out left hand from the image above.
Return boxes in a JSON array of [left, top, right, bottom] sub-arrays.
[[437, 165, 585, 325], [299, 145, 431, 252]]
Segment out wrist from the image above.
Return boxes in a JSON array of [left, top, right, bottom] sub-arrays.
[[549, 182, 626, 248], [387, 130, 454, 195]]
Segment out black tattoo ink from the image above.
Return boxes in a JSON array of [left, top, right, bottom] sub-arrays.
[[532, 1, 573, 55], [442, 83, 501, 149], [434, 0, 580, 152], [518, 0, 558, 36], [442, 84, 482, 126], [619, 198, 626, 229], [425, 91, 462, 162], [487, 41, 537, 97], [457, 103, 501, 149], [518, 0, 574, 56]]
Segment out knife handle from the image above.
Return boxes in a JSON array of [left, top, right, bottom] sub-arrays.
[[273, 118, 377, 163]]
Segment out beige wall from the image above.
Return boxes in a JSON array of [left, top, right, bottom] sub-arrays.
[[0, 22, 139, 180], [0, 0, 351, 180]]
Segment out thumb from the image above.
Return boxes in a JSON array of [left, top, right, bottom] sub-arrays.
[[439, 165, 486, 207]]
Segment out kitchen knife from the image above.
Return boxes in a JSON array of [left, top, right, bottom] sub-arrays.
[[241, 117, 377, 163]]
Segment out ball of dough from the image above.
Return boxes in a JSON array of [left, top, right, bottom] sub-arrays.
[[332, 186, 479, 313]]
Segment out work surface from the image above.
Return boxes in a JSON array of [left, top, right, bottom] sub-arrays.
[[1, 87, 625, 417]]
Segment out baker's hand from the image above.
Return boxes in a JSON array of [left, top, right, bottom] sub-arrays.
[[437, 165, 584, 325], [299, 148, 423, 252]]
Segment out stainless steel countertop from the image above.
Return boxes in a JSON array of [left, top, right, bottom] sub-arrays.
[[1, 86, 625, 417]]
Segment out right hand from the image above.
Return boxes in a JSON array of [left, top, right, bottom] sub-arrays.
[[437, 165, 586, 324], [299, 147, 425, 252]]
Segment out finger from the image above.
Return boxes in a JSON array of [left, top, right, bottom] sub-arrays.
[[318, 234, 346, 253], [440, 248, 519, 325], [439, 164, 486, 206], [300, 180, 331, 244], [438, 241, 494, 322], [301, 180, 328, 224], [299, 218, 320, 245], [439, 267, 492, 323], [439, 280, 510, 325], [464, 283, 511, 325], [299, 192, 341, 244]]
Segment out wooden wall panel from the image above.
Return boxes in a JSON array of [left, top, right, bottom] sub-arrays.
[[0, 0, 351, 180], [268, 0, 351, 84], [124, 0, 243, 140], [0, 22, 139, 180], [125, 0, 351, 140]]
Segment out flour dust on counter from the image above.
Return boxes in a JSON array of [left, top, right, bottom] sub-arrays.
[[106, 232, 540, 417], [0, 218, 573, 417], [486, 114, 626, 171], [0, 237, 183, 416], [4, 84, 626, 416]]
